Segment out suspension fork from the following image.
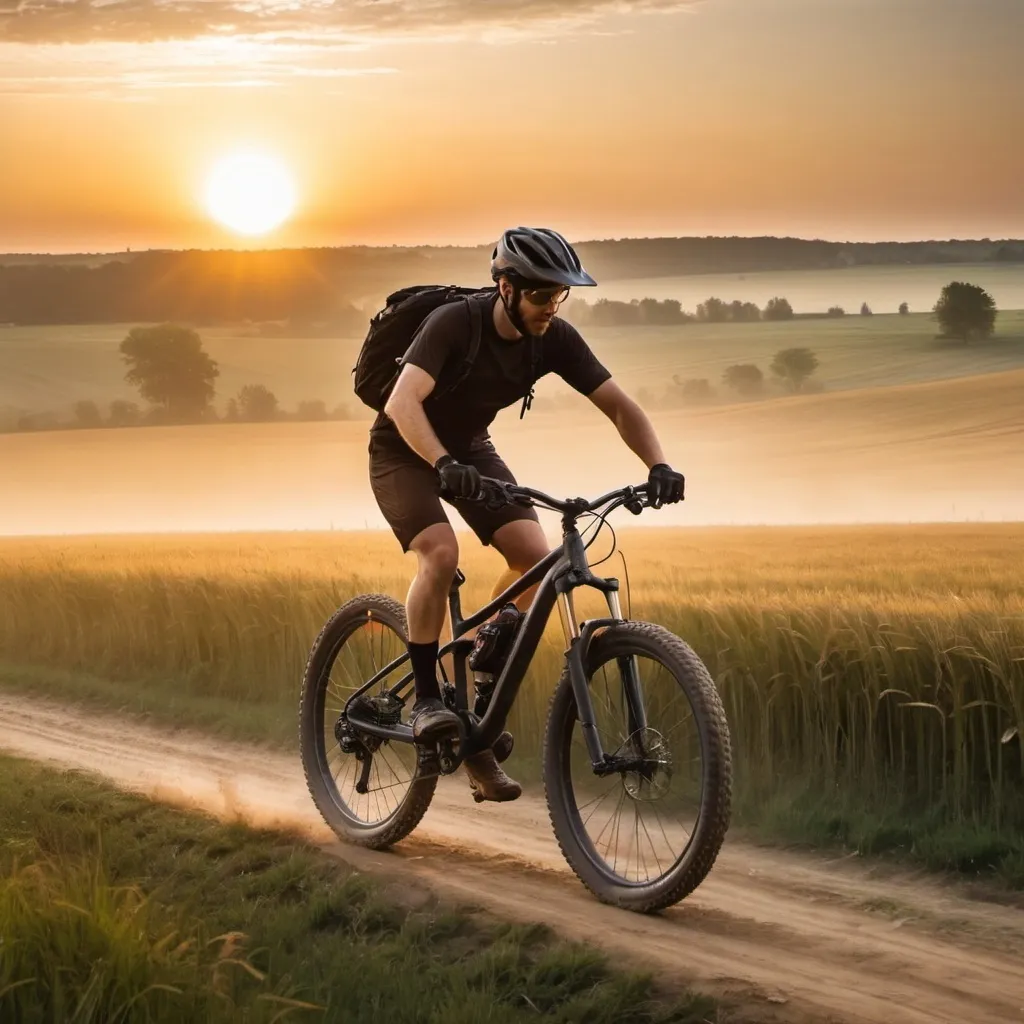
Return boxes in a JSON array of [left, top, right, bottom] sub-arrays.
[[608, 588, 648, 741], [557, 551, 645, 767]]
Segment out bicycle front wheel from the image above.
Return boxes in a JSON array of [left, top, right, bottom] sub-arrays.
[[543, 621, 732, 912]]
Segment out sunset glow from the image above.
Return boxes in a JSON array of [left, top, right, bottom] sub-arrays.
[[204, 153, 296, 237]]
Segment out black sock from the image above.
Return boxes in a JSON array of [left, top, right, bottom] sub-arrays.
[[408, 640, 440, 702]]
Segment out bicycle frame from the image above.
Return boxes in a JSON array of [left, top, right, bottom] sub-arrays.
[[344, 514, 642, 768]]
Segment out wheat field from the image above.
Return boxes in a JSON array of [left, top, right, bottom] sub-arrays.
[[2, 524, 1022, 873]]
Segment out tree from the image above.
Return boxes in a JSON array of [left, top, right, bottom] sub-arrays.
[[729, 300, 761, 323], [120, 324, 219, 422], [770, 347, 820, 393], [697, 297, 729, 323], [762, 297, 794, 321], [559, 297, 592, 326], [860, 302, 873, 316], [16, 411, 59, 432], [933, 281, 997, 342], [108, 399, 140, 427], [899, 302, 910, 315], [680, 378, 715, 401], [637, 297, 686, 325], [237, 384, 279, 422], [296, 399, 329, 421], [827, 306, 845, 318], [722, 363, 764, 396], [73, 400, 102, 428], [224, 398, 239, 422]]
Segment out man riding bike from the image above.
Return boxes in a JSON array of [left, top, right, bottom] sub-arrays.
[[368, 226, 684, 803]]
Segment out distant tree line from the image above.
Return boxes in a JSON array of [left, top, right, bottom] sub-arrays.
[[1, 323, 362, 434], [4, 280, 1000, 432], [622, 346, 823, 411], [559, 293, 933, 326], [4, 395, 362, 435], [562, 294, 800, 327], [2, 237, 1023, 325]]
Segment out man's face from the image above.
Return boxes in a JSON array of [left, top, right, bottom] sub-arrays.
[[501, 278, 569, 335]]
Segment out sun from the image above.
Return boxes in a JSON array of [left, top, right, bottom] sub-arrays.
[[204, 152, 297, 236]]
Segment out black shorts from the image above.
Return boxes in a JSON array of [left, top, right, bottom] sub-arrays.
[[368, 433, 539, 553]]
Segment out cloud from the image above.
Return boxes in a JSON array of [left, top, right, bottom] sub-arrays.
[[0, 30, 397, 94], [0, 0, 702, 46], [0, 59, 396, 95]]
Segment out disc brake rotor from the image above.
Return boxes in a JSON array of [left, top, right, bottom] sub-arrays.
[[617, 728, 673, 800]]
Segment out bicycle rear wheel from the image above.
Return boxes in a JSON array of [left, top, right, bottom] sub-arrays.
[[299, 594, 436, 849], [543, 621, 731, 912]]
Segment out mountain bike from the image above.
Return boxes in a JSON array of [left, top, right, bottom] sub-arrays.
[[299, 477, 732, 912]]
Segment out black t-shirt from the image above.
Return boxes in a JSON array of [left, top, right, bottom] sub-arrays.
[[370, 296, 611, 456]]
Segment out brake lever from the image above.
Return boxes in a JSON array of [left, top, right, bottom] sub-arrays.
[[480, 479, 513, 511]]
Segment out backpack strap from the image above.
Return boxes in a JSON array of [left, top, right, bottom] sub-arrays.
[[519, 335, 542, 419], [440, 295, 484, 397]]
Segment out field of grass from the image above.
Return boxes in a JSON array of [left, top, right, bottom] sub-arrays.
[[592, 262, 1024, 318], [3, 367, 1023, 536], [0, 753, 713, 1023], [4, 305, 1024, 422], [1, 524, 1022, 883], [587, 310, 1024, 397]]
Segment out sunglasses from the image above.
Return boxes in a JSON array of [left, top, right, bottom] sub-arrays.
[[520, 284, 570, 306]]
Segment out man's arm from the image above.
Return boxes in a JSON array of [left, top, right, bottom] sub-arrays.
[[586, 378, 667, 469], [383, 364, 449, 466]]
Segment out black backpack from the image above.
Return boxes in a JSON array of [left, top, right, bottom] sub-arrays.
[[352, 284, 541, 419]]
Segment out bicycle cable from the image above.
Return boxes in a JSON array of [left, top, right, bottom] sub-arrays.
[[581, 504, 618, 566], [619, 547, 632, 620], [579, 500, 634, 618]]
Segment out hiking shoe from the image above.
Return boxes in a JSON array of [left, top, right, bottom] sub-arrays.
[[410, 697, 460, 742], [492, 730, 514, 764], [464, 749, 522, 803]]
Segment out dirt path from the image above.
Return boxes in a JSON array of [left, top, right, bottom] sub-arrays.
[[2, 692, 1023, 1024]]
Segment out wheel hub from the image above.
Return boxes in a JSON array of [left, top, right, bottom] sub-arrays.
[[618, 728, 673, 800]]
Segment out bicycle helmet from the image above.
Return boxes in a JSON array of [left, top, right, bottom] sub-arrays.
[[490, 226, 597, 287]]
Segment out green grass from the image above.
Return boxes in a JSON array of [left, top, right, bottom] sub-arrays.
[[0, 753, 718, 1024], [4, 307, 1024, 423], [0, 323, 367, 423], [578, 310, 1024, 398], [591, 261, 1024, 318]]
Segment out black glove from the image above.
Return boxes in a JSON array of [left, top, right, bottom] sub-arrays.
[[435, 455, 482, 500], [647, 463, 685, 506]]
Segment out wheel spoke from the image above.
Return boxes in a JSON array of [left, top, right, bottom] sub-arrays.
[[579, 781, 621, 827], [309, 612, 424, 832], [566, 642, 709, 890]]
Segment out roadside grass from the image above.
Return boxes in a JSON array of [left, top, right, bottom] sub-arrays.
[[0, 752, 717, 1024]]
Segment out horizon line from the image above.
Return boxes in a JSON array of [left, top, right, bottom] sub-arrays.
[[3, 232, 1024, 260]]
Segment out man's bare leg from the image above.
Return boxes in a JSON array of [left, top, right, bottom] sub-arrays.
[[404, 523, 461, 739], [458, 520, 551, 803], [489, 520, 551, 611]]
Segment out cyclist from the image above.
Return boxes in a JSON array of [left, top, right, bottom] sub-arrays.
[[369, 226, 684, 802]]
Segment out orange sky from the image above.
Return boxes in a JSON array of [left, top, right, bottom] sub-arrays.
[[2, 0, 1023, 253]]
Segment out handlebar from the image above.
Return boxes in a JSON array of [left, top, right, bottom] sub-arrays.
[[466, 477, 654, 517]]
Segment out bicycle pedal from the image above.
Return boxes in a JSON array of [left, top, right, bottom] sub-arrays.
[[416, 748, 441, 773]]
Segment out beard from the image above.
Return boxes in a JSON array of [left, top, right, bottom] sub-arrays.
[[518, 301, 555, 336]]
